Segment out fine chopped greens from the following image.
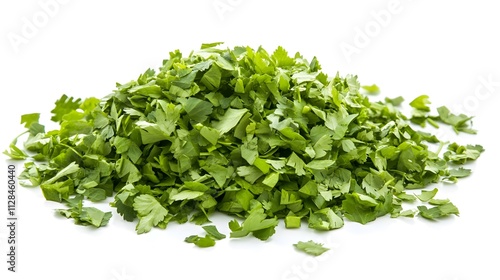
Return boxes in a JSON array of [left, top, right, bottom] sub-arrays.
[[56, 195, 112, 227], [5, 43, 483, 245]]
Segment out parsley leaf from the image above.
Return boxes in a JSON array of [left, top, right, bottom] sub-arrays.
[[410, 95, 431, 111], [202, 225, 226, 240], [185, 235, 216, 248], [56, 196, 111, 228], [362, 84, 380, 95], [294, 240, 330, 256], [230, 206, 279, 241], [133, 194, 169, 234], [51, 94, 82, 122], [437, 106, 477, 134]]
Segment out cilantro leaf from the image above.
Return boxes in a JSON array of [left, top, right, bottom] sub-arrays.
[[418, 202, 459, 220], [51, 94, 82, 122], [182, 98, 213, 123], [444, 143, 484, 164], [185, 235, 216, 248], [202, 225, 226, 240], [410, 95, 431, 111], [56, 196, 111, 228], [308, 208, 344, 230], [133, 194, 169, 234], [230, 206, 279, 240], [294, 240, 330, 256], [437, 106, 476, 134], [416, 188, 438, 202], [272, 46, 295, 67], [385, 96, 404, 106], [212, 108, 248, 134], [201, 64, 221, 90], [362, 84, 380, 95], [342, 193, 378, 224]]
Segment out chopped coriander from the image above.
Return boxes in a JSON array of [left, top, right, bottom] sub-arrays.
[[185, 235, 216, 248], [362, 84, 380, 95], [294, 240, 330, 256], [410, 95, 431, 111], [418, 202, 460, 220], [202, 225, 227, 240], [56, 196, 111, 228], [285, 216, 302, 229], [416, 188, 438, 202], [5, 43, 483, 247]]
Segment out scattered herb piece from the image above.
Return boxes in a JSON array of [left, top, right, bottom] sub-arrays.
[[416, 188, 438, 202], [437, 106, 477, 134], [56, 195, 111, 228], [385, 96, 405, 106], [202, 225, 227, 240], [285, 216, 302, 229], [410, 95, 431, 111], [294, 240, 330, 256], [417, 202, 460, 220], [362, 84, 380, 95], [185, 235, 216, 248]]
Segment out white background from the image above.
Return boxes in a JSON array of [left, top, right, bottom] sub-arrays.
[[1, 1, 499, 280]]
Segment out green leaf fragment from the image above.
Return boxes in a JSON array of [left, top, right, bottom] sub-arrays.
[[342, 193, 378, 225], [294, 240, 330, 256], [133, 194, 169, 234], [56, 196, 111, 228], [51, 94, 82, 122], [418, 202, 459, 220], [309, 208, 344, 230], [416, 188, 438, 202], [202, 225, 226, 240], [185, 235, 216, 248], [385, 96, 404, 106], [230, 206, 278, 240], [410, 95, 431, 111], [212, 108, 248, 134], [437, 106, 477, 134], [285, 216, 302, 229], [362, 84, 380, 95]]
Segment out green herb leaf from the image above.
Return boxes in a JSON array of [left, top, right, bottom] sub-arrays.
[[362, 84, 380, 95], [133, 194, 169, 234], [410, 95, 431, 111], [294, 240, 330, 256], [416, 188, 438, 202], [202, 225, 226, 240]]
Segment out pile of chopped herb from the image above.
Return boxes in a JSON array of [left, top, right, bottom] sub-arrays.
[[5, 43, 483, 247]]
